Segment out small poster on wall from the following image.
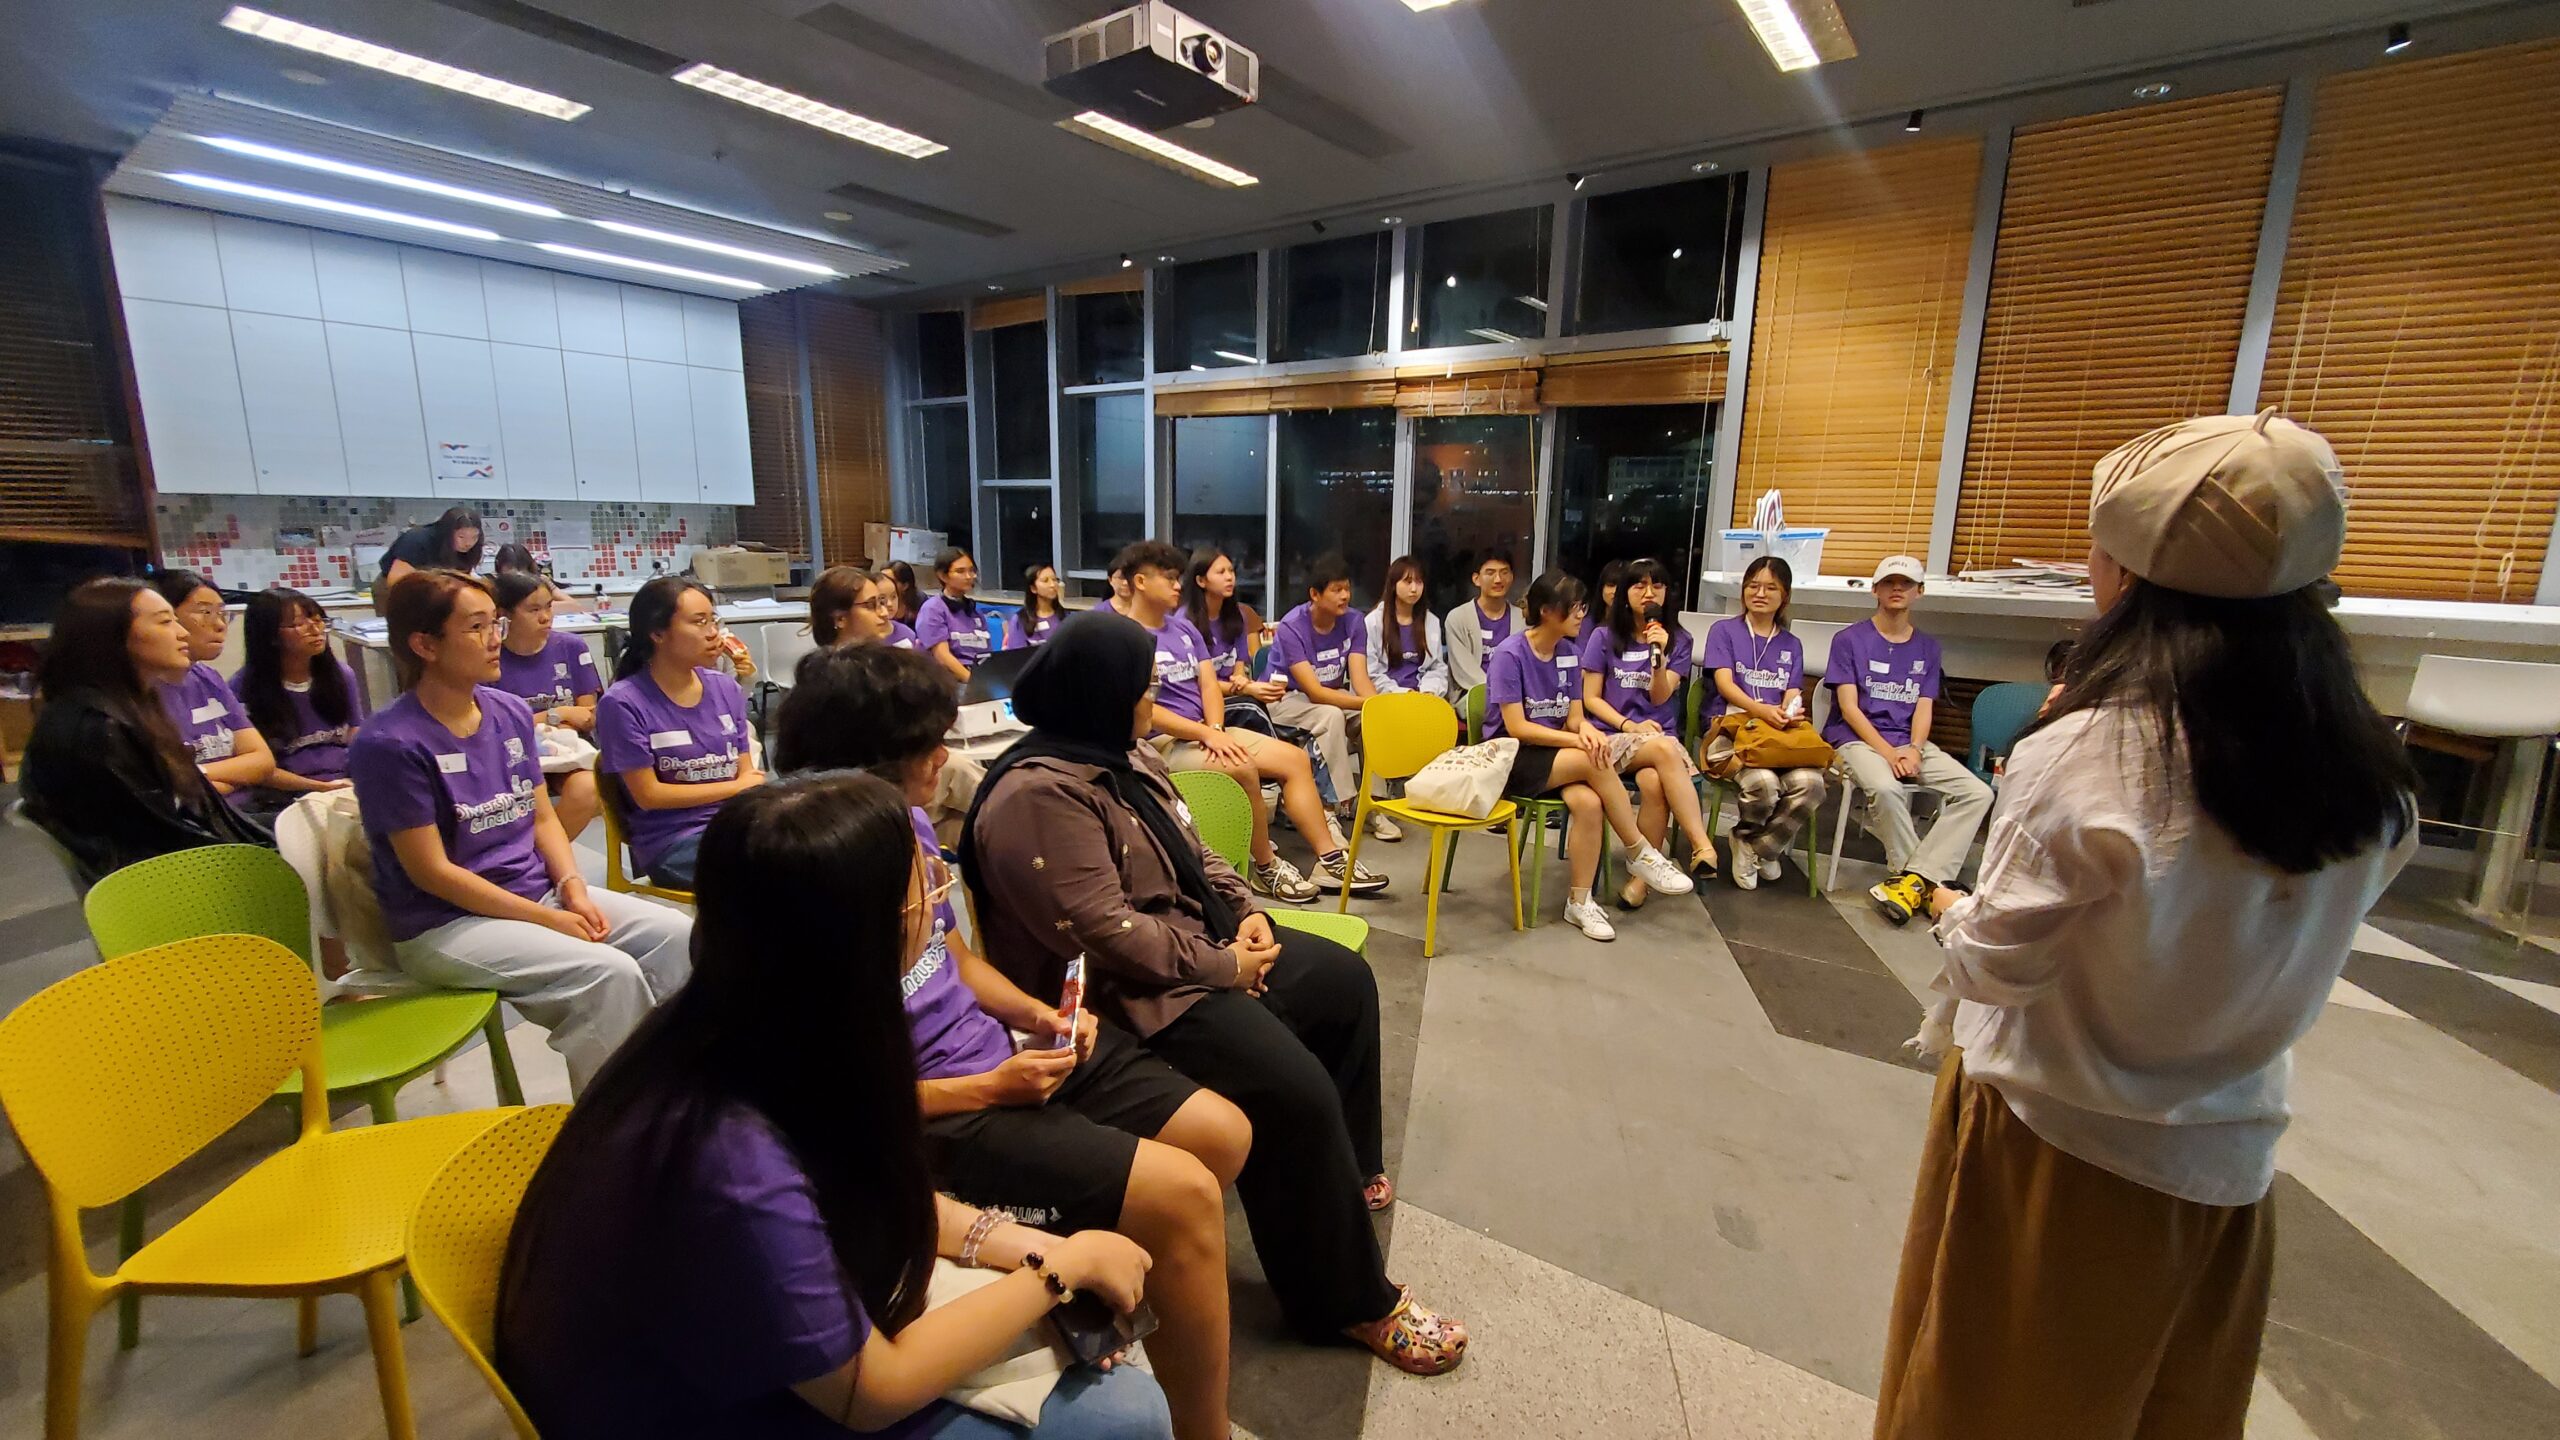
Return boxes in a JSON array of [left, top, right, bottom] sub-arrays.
[[433, 441, 497, 488]]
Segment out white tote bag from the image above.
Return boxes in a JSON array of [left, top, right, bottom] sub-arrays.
[[1403, 738, 1519, 819]]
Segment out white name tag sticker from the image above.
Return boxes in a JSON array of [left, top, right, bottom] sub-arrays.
[[1319, 648, 1341, 661], [190, 700, 228, 723], [575, 652, 595, 669], [1623, 649, 1650, 664], [436, 752, 469, 774], [895, 639, 914, 650], [1869, 660, 1892, 674], [1557, 654, 1578, 669], [648, 729, 692, 750]]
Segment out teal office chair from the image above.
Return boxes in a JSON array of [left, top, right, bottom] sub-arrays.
[[1968, 682, 2048, 783]]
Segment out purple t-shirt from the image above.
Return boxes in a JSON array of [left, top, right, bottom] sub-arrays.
[[904, 807, 1014, 1081], [1579, 624, 1695, 731], [596, 669, 752, 878], [1271, 604, 1366, 698], [161, 662, 249, 767], [1375, 609, 1430, 692], [1193, 607, 1252, 676], [497, 1104, 923, 1440], [915, 595, 992, 669], [1466, 601, 1517, 654], [348, 688, 550, 941], [1146, 614, 1215, 727], [495, 632, 601, 713], [1700, 616, 1807, 721], [887, 620, 919, 651], [1004, 609, 1062, 650], [1483, 632, 1580, 741], [231, 658, 365, 782], [1821, 619, 1944, 749]]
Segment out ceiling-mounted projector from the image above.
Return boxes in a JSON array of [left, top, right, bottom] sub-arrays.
[[1043, 3, 1258, 130]]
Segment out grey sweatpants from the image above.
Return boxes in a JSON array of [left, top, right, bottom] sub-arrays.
[[1836, 740, 1994, 884]]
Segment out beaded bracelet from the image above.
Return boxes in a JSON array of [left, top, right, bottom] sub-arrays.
[[958, 1209, 1006, 1269]]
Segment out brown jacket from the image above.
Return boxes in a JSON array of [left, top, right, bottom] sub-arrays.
[[971, 748, 1262, 1037]]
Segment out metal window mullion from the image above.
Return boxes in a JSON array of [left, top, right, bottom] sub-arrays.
[[1045, 286, 1067, 577], [1263, 411, 1281, 616], [1391, 412, 1415, 559], [1548, 198, 1581, 340], [1706, 166, 1769, 586], [2230, 76, 2315, 415], [1533, 406, 1558, 574], [1927, 126, 2014, 577], [792, 295, 825, 567]]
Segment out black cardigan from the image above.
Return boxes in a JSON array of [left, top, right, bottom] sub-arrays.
[[18, 691, 271, 886]]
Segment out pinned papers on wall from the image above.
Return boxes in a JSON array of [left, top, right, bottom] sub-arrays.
[[432, 441, 497, 488], [545, 516, 595, 550]]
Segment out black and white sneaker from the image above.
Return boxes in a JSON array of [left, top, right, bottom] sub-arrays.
[[1313, 850, 1390, 894], [1251, 857, 1321, 904]]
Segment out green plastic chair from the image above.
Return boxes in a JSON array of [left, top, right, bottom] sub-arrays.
[[1168, 769, 1372, 954], [84, 844, 525, 1340], [1683, 671, 1822, 898]]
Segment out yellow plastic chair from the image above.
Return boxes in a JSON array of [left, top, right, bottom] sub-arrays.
[[1340, 692, 1523, 957], [598, 774, 696, 906], [0, 934, 509, 1440], [1167, 768, 1372, 954], [408, 1103, 571, 1440]]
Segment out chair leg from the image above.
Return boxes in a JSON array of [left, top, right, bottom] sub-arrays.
[[1827, 781, 1854, 892], [482, 1008, 526, 1106], [1803, 814, 1821, 899], [45, 1275, 93, 1440], [1421, 829, 1448, 959], [1338, 799, 1368, 915], [358, 1271, 418, 1440], [1522, 805, 1546, 927], [1439, 828, 1460, 892], [1505, 816, 1525, 931], [115, 1193, 143, 1350], [297, 1295, 320, 1357]]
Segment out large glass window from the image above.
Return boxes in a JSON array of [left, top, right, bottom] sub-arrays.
[[915, 404, 973, 553], [986, 320, 1049, 479], [1067, 289, 1144, 385], [1168, 415, 1270, 605], [1069, 392, 1148, 572], [1410, 415, 1537, 616], [917, 310, 966, 398], [1551, 404, 1716, 612], [988, 487, 1053, 590], [1274, 408, 1395, 611], [1408, 206, 1552, 351], [1154, 254, 1259, 372], [1574, 174, 1750, 335], [1272, 232, 1389, 362]]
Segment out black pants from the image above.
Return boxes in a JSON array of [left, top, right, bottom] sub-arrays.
[[1142, 931, 1401, 1338]]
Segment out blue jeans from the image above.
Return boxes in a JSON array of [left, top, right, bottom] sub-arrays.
[[647, 829, 705, 889], [911, 1366, 1171, 1439]]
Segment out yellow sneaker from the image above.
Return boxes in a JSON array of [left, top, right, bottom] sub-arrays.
[[1869, 871, 1933, 926]]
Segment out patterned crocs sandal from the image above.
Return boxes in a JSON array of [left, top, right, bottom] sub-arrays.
[[1346, 1287, 1468, 1375], [1365, 1173, 1395, 1212]]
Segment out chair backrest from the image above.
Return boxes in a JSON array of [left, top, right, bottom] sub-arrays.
[[1463, 683, 1486, 746], [2405, 655, 2560, 739], [1968, 682, 2049, 775], [595, 776, 691, 903], [85, 843, 313, 966], [5, 799, 90, 898], [1362, 692, 1463, 783], [409, 1102, 568, 1440], [1168, 769, 1254, 871], [1683, 667, 1707, 748], [0, 934, 320, 1211], [761, 624, 821, 693], [1793, 619, 1846, 681]]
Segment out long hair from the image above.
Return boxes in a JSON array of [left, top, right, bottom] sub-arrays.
[[431, 506, 486, 571], [1523, 569, 1587, 628], [2029, 581, 2415, 874], [519, 773, 940, 1333], [930, 547, 975, 614], [238, 588, 353, 746], [493, 542, 538, 576], [1185, 548, 1244, 654], [384, 570, 492, 691], [1606, 557, 1682, 647], [1597, 558, 1627, 609], [617, 576, 713, 681], [491, 569, 550, 622], [150, 568, 213, 611], [886, 560, 923, 623], [1022, 564, 1061, 621], [1380, 554, 1432, 672], [809, 565, 871, 647], [1732, 555, 1792, 632], [37, 578, 204, 798]]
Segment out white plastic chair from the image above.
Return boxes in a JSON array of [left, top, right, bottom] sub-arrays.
[[2400, 655, 2560, 943], [762, 623, 821, 693]]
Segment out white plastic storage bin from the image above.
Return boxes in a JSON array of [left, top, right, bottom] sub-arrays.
[[1713, 527, 1828, 577]]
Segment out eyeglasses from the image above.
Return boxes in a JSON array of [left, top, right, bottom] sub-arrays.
[[179, 604, 228, 624], [855, 595, 896, 614], [286, 614, 330, 632]]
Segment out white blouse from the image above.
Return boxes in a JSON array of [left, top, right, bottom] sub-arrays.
[[1933, 703, 2414, 1206]]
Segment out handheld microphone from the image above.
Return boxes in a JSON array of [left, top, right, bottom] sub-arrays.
[[1641, 604, 1665, 668]]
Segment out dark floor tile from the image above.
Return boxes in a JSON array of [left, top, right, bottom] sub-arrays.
[[1727, 941, 1934, 1074], [2366, 901, 2560, 989], [2342, 954, 2560, 1094], [0, 899, 87, 969], [2263, 1173, 2560, 1438], [1699, 872, 1893, 976]]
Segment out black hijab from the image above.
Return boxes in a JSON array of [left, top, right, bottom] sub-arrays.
[[958, 610, 1239, 944]]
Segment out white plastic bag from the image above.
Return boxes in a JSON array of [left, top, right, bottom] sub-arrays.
[[1404, 738, 1519, 819]]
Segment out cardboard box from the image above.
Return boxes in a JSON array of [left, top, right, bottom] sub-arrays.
[[691, 546, 792, 588]]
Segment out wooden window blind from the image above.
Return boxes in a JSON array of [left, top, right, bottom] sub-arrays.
[[1540, 344, 1728, 408], [1951, 91, 2282, 574], [0, 151, 149, 547], [730, 293, 811, 557], [1396, 359, 1542, 417], [1058, 271, 1145, 296], [802, 295, 892, 568], [970, 293, 1047, 331], [1733, 139, 1981, 576], [2259, 39, 2560, 603], [1155, 376, 1396, 417]]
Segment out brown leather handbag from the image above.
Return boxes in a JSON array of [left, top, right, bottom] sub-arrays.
[[1699, 712, 1836, 780]]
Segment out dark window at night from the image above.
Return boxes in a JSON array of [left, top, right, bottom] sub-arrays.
[[1574, 173, 1749, 335], [1069, 392, 1148, 571], [1408, 206, 1552, 350], [1272, 232, 1389, 362], [1551, 403, 1716, 609], [916, 403, 972, 552], [1154, 254, 1259, 371], [1169, 414, 1270, 608], [917, 310, 966, 398], [986, 320, 1049, 479], [1410, 415, 1537, 616], [1275, 407, 1395, 609], [1068, 289, 1144, 385]]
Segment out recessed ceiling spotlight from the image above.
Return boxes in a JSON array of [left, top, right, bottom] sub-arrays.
[[189, 135, 567, 217], [1671, 247, 1684, 260], [986, 283, 1004, 291], [2385, 22, 2413, 55], [162, 172, 503, 240], [1445, 275, 1458, 288], [1904, 109, 1925, 133], [1058, 111, 1258, 188], [218, 7, 590, 120], [1733, 0, 1858, 74], [1157, 254, 1176, 263], [1381, 216, 1404, 226], [1568, 172, 1589, 191], [1690, 160, 1721, 174], [2132, 82, 2175, 100], [591, 220, 839, 277], [534, 242, 762, 290], [822, 209, 854, 222], [1119, 253, 1133, 269], [672, 62, 946, 159]]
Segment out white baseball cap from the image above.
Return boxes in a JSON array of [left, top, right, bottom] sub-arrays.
[[1871, 555, 1926, 585]]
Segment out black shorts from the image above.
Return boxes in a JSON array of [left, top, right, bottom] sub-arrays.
[[1505, 741, 1562, 796], [922, 1021, 1201, 1233]]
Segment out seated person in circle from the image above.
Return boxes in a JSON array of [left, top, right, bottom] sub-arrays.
[[597, 577, 764, 891], [490, 571, 603, 842], [1269, 552, 1401, 846], [20, 577, 270, 882], [498, 771, 1174, 1440], [1486, 570, 1706, 943], [772, 642, 1244, 1440], [1365, 555, 1450, 700], [1576, 557, 1722, 907], [1702, 556, 1828, 892], [349, 570, 690, 1094], [1009, 563, 1068, 649], [961, 612, 1469, 1376], [916, 547, 993, 680], [885, 559, 924, 627], [231, 586, 366, 796], [810, 565, 919, 650], [151, 569, 285, 820]]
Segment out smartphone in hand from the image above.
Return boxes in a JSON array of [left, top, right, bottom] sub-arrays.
[[1046, 955, 1086, 1050]]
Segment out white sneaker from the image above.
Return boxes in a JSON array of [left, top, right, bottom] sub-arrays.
[[1627, 845, 1695, 896], [1369, 810, 1404, 842], [1564, 896, 1618, 941], [1730, 855, 1760, 890], [1760, 852, 1784, 882]]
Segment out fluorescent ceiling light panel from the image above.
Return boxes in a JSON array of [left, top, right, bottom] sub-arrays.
[[217, 7, 591, 120], [1060, 111, 1258, 188], [163, 172, 503, 239], [189, 135, 564, 217], [1212, 350, 1261, 365], [590, 220, 839, 277], [534, 242, 762, 290], [1400, 1, 1467, 10], [1731, 0, 1858, 73], [671, 63, 946, 158]]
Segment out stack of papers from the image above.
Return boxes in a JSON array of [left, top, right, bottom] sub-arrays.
[[1960, 559, 2090, 589]]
